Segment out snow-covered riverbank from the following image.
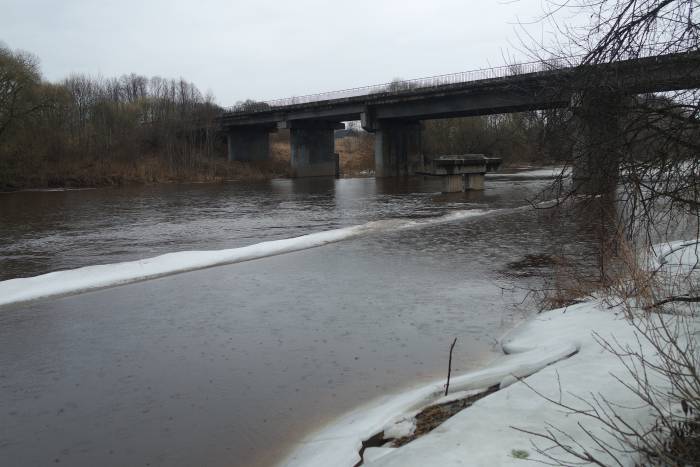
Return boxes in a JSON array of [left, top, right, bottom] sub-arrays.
[[281, 240, 699, 467]]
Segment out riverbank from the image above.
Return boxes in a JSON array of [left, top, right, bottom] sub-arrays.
[[281, 239, 700, 467], [0, 157, 293, 192], [0, 133, 560, 192], [0, 134, 375, 191]]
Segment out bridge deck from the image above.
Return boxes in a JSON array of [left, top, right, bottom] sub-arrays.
[[219, 51, 700, 127]]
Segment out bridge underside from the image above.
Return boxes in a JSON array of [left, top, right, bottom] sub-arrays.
[[219, 52, 700, 189], [285, 121, 342, 177], [226, 126, 272, 162], [373, 120, 422, 177], [224, 90, 571, 179]]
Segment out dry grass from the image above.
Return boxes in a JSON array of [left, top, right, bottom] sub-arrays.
[[600, 236, 659, 314], [503, 252, 594, 310], [354, 386, 500, 466], [1, 155, 292, 190], [4, 130, 376, 191], [540, 260, 599, 310], [268, 130, 375, 177], [391, 386, 500, 447], [524, 227, 662, 314], [337, 133, 375, 176], [270, 129, 291, 162]]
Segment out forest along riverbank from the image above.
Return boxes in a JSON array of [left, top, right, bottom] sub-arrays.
[[1, 43, 565, 193], [1, 171, 601, 467]]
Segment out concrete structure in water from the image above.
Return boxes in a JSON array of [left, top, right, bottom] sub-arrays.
[[218, 52, 700, 189], [418, 155, 502, 192], [279, 120, 343, 177]]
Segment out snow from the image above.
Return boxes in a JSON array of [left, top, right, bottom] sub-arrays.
[[655, 239, 699, 273], [0, 225, 364, 307], [0, 207, 509, 307], [0, 187, 96, 194], [486, 167, 570, 180], [383, 418, 416, 439], [280, 240, 700, 467], [363, 448, 395, 463], [431, 388, 487, 406], [280, 343, 578, 467]]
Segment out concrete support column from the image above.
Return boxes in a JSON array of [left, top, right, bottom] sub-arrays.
[[442, 173, 484, 192], [373, 120, 422, 177], [464, 173, 485, 190], [285, 121, 343, 178], [571, 93, 629, 194], [444, 175, 463, 192], [226, 126, 272, 162]]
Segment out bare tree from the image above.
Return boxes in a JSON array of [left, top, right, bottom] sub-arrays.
[[385, 77, 418, 93], [0, 46, 45, 142], [511, 0, 700, 463]]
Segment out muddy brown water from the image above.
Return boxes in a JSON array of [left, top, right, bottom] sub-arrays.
[[1, 175, 601, 467]]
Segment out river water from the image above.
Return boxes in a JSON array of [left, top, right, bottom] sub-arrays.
[[0, 174, 598, 467]]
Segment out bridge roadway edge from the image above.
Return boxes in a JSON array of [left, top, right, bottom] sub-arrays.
[[219, 52, 700, 185]]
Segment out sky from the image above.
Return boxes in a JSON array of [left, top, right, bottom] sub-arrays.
[[0, 0, 561, 106]]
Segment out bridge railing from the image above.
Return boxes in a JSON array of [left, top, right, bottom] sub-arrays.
[[223, 44, 685, 115], [224, 56, 576, 114]]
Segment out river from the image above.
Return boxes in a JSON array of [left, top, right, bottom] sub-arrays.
[[0, 173, 598, 467]]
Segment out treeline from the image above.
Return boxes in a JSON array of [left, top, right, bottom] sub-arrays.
[[422, 109, 571, 164], [422, 94, 696, 167], [0, 45, 241, 190]]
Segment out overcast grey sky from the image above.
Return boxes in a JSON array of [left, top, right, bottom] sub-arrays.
[[1, 0, 555, 105]]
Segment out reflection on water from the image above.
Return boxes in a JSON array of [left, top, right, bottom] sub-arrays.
[[1, 176, 601, 467]]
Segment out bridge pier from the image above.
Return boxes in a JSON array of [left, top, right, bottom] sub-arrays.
[[226, 126, 273, 162], [283, 121, 343, 177], [417, 155, 501, 192], [372, 120, 423, 177], [571, 93, 629, 194]]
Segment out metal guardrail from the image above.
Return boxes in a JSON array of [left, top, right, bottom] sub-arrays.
[[224, 57, 575, 114], [223, 45, 689, 115]]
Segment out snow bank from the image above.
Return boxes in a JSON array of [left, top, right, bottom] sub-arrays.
[[280, 240, 700, 467], [363, 303, 644, 467], [0, 225, 365, 307], [486, 167, 570, 180], [654, 239, 700, 274], [0, 207, 504, 307], [280, 342, 577, 467]]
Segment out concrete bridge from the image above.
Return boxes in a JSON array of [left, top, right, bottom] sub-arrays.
[[219, 51, 700, 185]]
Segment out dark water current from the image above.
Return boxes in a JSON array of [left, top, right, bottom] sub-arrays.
[[0, 175, 600, 467]]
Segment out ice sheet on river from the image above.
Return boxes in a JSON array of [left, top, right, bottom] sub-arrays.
[[486, 166, 570, 180], [0, 208, 504, 307]]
